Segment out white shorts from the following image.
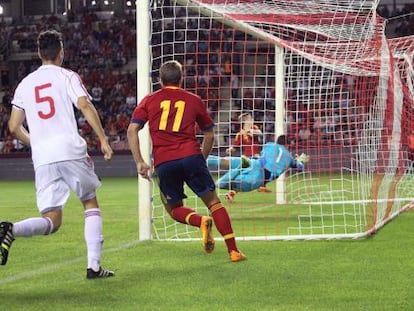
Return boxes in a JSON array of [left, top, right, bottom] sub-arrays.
[[35, 157, 101, 213]]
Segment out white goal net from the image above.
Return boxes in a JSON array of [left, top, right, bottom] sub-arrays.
[[137, 0, 414, 240]]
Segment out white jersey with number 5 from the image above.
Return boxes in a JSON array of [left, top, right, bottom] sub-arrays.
[[11, 64, 91, 169]]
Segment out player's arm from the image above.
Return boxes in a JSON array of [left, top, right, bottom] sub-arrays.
[[250, 129, 262, 135], [77, 96, 113, 161], [8, 106, 30, 146], [127, 122, 151, 180], [225, 146, 234, 155], [201, 128, 214, 159], [226, 132, 241, 155], [249, 125, 262, 135]]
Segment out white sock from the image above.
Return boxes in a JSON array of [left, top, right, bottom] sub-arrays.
[[84, 208, 103, 271], [13, 217, 53, 237]]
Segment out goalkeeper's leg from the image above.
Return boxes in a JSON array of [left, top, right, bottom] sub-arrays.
[[216, 167, 242, 189], [207, 155, 248, 170]]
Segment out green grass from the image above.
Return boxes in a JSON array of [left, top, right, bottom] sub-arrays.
[[0, 177, 414, 310]]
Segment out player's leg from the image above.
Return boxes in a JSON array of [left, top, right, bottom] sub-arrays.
[[183, 155, 246, 261], [224, 189, 237, 203], [0, 164, 61, 265], [224, 159, 265, 202], [217, 168, 243, 203], [223, 173, 257, 203], [258, 168, 273, 193], [238, 160, 265, 192], [216, 165, 242, 189], [0, 222, 14, 266], [219, 164, 259, 202], [207, 155, 229, 169], [155, 158, 215, 253], [59, 158, 113, 279], [82, 197, 114, 279], [210, 156, 252, 202], [200, 191, 246, 262], [155, 160, 204, 227], [26, 163, 64, 235]]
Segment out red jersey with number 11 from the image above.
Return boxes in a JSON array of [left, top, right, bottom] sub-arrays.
[[131, 86, 214, 167]]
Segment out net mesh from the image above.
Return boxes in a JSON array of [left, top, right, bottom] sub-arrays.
[[147, 0, 414, 240]]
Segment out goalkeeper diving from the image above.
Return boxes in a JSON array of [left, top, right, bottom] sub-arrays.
[[207, 135, 309, 202]]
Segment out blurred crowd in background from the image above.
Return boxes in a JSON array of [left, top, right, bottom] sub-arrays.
[[0, 2, 412, 154]]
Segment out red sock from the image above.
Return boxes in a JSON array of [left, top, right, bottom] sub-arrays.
[[171, 206, 202, 227], [209, 202, 238, 253]]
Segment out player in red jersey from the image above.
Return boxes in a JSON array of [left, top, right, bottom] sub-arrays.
[[226, 112, 269, 192], [127, 60, 246, 262], [226, 112, 262, 158]]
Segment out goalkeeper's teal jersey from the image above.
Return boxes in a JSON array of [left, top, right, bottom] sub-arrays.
[[216, 157, 264, 192], [261, 142, 296, 178]]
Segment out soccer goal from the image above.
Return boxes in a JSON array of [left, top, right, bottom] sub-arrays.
[[136, 0, 414, 241]]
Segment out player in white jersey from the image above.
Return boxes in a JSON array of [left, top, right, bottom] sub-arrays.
[[0, 30, 114, 279]]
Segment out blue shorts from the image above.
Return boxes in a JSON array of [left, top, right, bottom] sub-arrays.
[[155, 154, 215, 205]]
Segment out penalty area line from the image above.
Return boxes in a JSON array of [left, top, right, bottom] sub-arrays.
[[0, 239, 144, 285]]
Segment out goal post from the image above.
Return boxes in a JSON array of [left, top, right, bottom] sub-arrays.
[[136, 0, 152, 240], [137, 0, 414, 241], [274, 44, 286, 204]]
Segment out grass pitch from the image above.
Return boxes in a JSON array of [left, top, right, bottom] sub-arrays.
[[0, 177, 413, 310]]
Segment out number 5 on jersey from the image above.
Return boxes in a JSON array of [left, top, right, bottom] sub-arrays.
[[35, 83, 55, 119]]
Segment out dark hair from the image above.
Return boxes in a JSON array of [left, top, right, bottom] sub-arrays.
[[37, 30, 63, 61], [276, 135, 287, 145], [160, 60, 183, 86]]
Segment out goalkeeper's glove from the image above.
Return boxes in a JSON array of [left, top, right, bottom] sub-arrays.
[[295, 153, 310, 164], [295, 153, 310, 172]]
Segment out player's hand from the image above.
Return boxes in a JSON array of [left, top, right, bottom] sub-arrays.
[[137, 161, 151, 181], [101, 142, 113, 161], [295, 153, 310, 164]]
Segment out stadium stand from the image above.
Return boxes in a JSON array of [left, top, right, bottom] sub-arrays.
[[0, 1, 412, 154], [0, 7, 136, 153]]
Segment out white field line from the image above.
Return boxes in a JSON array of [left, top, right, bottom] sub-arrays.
[[0, 239, 143, 285]]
